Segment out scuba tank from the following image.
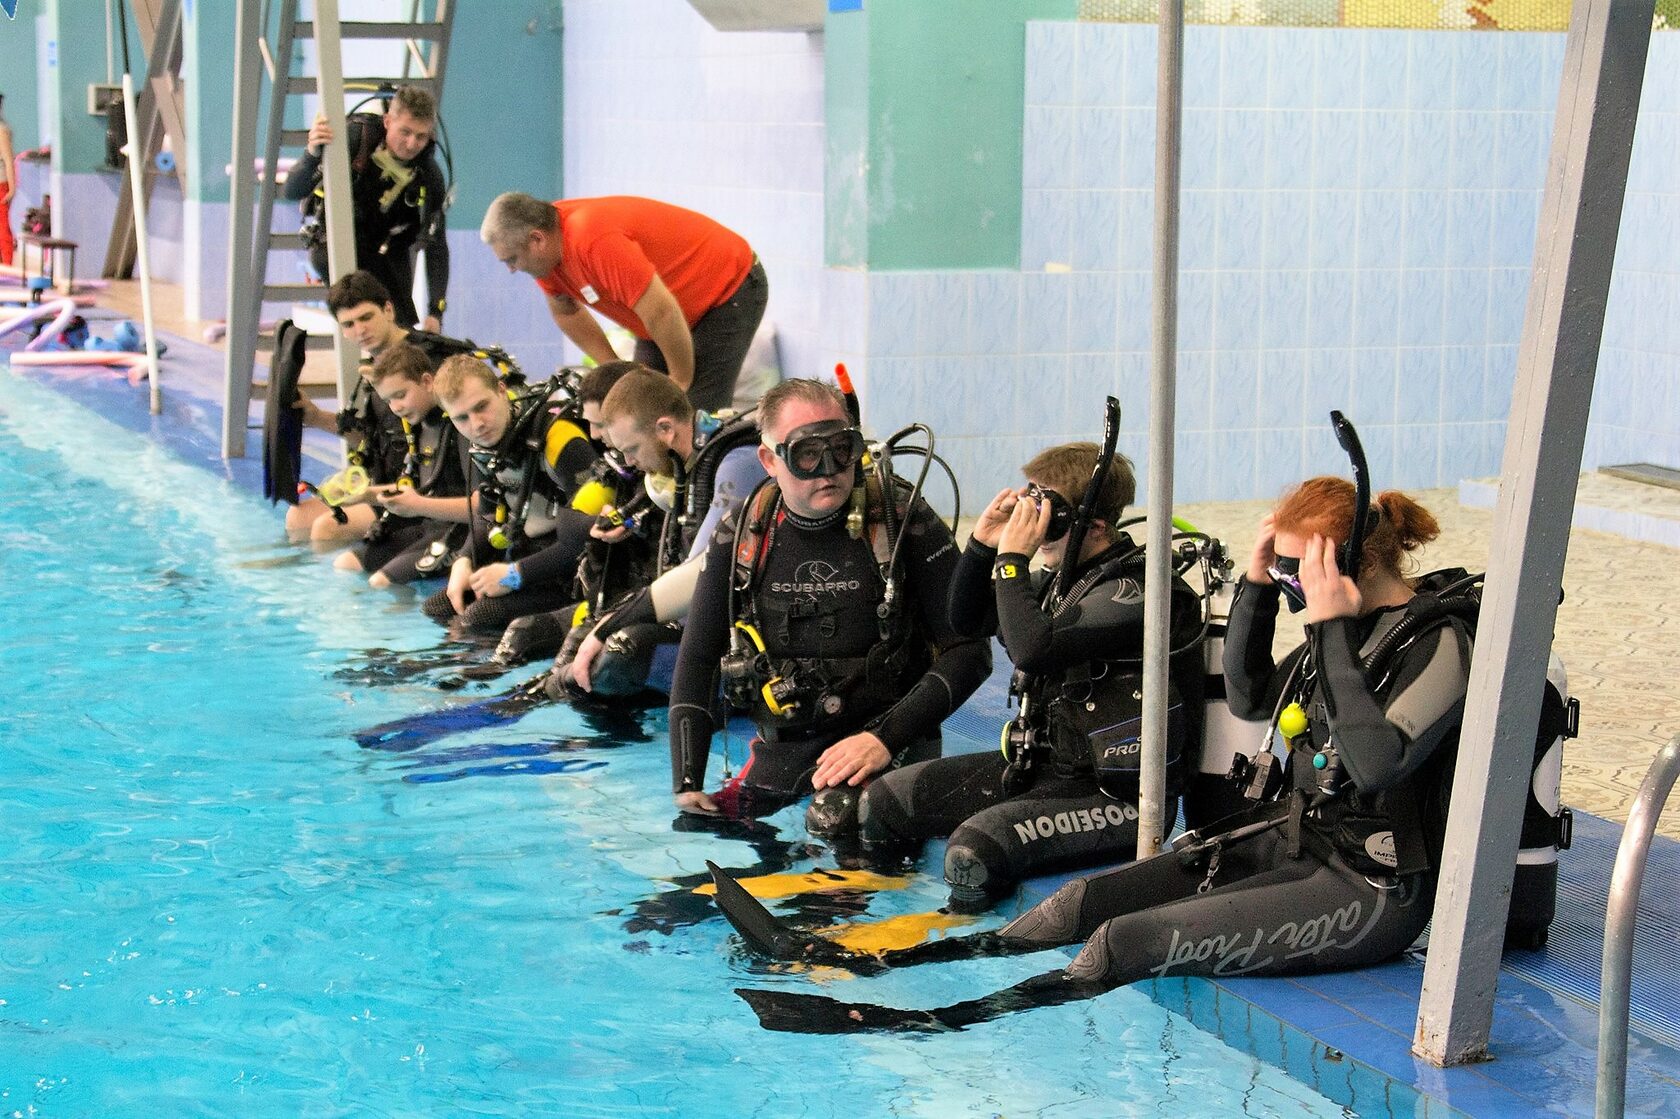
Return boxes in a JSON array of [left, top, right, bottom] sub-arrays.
[[1508, 652, 1576, 949], [1185, 577, 1274, 830]]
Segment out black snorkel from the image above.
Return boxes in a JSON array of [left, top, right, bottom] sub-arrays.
[[1329, 409, 1372, 582], [1054, 396, 1121, 601]]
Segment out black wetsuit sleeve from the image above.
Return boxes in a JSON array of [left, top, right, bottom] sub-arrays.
[[591, 587, 657, 641], [947, 539, 999, 639], [514, 507, 594, 587], [1314, 616, 1471, 792], [870, 502, 992, 756], [420, 157, 449, 321], [281, 147, 321, 202], [1222, 577, 1287, 720], [993, 557, 1145, 676], [668, 526, 736, 792]]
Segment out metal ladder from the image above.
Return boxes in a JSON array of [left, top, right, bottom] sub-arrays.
[[1596, 734, 1680, 1118], [221, 0, 455, 458], [101, 0, 190, 280]]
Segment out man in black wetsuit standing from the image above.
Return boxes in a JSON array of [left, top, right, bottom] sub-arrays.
[[283, 86, 450, 330], [667, 379, 991, 839]]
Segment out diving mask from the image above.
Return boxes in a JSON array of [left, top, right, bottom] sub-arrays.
[[772, 420, 866, 481], [1024, 482, 1075, 543], [1267, 554, 1309, 613]]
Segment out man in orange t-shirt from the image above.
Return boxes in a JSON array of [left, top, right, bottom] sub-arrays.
[[481, 192, 769, 412]]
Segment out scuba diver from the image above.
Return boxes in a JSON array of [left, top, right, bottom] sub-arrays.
[[330, 343, 472, 588], [552, 367, 767, 700], [859, 423, 1210, 913], [426, 355, 614, 637], [667, 378, 991, 840], [711, 413, 1569, 1034], [287, 272, 413, 546], [282, 85, 449, 330]]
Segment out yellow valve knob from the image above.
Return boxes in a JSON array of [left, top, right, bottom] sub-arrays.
[[1278, 702, 1309, 741]]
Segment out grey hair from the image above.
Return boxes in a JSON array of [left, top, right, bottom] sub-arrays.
[[480, 192, 559, 248]]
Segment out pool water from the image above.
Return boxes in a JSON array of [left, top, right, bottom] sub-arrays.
[[0, 372, 1353, 1117]]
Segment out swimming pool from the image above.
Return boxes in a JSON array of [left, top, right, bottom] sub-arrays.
[[0, 372, 1354, 1117]]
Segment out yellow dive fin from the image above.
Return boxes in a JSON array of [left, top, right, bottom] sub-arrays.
[[821, 910, 978, 954], [691, 866, 910, 901]]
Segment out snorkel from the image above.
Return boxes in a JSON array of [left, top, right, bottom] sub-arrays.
[[1054, 396, 1121, 600], [1329, 409, 1371, 583]]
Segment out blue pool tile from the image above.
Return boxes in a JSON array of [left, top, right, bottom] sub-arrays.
[[1309, 190, 1359, 270], [1353, 270, 1403, 349], [1075, 25, 1127, 108], [1357, 112, 1408, 193], [1264, 111, 1315, 191], [1446, 191, 1493, 270], [1494, 111, 1549, 193], [1119, 27, 1157, 108], [1256, 427, 1305, 497], [971, 271, 1022, 357], [1268, 32, 1317, 111], [1498, 34, 1559, 113], [1486, 268, 1529, 344], [1184, 28, 1222, 110], [1115, 269, 1151, 353], [1117, 190, 1154, 271], [1307, 349, 1354, 411], [1021, 271, 1071, 355], [1356, 190, 1406, 271], [1024, 106, 1077, 190], [1314, 35, 1363, 110], [1216, 190, 1265, 271], [1221, 33, 1269, 111], [1393, 424, 1441, 488], [1440, 345, 1486, 421], [1026, 21, 1075, 107], [1395, 347, 1442, 422], [1406, 35, 1455, 111], [1350, 346, 1399, 424], [1362, 32, 1410, 111], [1403, 111, 1454, 192], [1452, 26, 1500, 105], [1439, 423, 1484, 485], [1069, 190, 1121, 273], [1261, 271, 1310, 351], [1212, 349, 1260, 419], [1177, 350, 1214, 433], [1399, 271, 1444, 348], [1261, 191, 1312, 271], [1068, 272, 1120, 353], [1183, 190, 1219, 269], [1307, 270, 1356, 349], [1120, 108, 1157, 189], [1488, 191, 1540, 271], [916, 271, 973, 356], [868, 273, 920, 357], [1183, 108, 1221, 191], [1218, 109, 1269, 191], [1074, 107, 1127, 191], [1210, 428, 1258, 497], [1178, 270, 1216, 351], [1442, 269, 1489, 347], [1021, 188, 1073, 271], [1400, 190, 1448, 270], [1448, 112, 1498, 195], [1311, 111, 1361, 190]]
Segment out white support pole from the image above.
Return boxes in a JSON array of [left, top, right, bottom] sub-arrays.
[[119, 73, 164, 415], [311, 0, 362, 407], [222, 0, 262, 457], [1138, 0, 1184, 861], [1413, 0, 1653, 1066]]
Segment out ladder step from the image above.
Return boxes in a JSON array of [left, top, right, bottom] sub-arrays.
[[280, 128, 312, 148], [262, 283, 327, 302], [268, 232, 310, 251], [286, 74, 439, 96], [294, 21, 448, 42]]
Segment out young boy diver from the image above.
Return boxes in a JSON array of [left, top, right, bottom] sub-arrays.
[[857, 440, 1205, 912], [330, 343, 472, 588]]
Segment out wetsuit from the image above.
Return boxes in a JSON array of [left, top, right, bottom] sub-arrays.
[[668, 486, 991, 831], [337, 378, 408, 486], [422, 383, 599, 634], [1000, 576, 1472, 988], [350, 403, 471, 584], [861, 533, 1205, 909], [283, 114, 449, 328], [567, 410, 767, 697]]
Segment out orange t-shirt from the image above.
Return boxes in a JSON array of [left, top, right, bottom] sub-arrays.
[[535, 197, 754, 339]]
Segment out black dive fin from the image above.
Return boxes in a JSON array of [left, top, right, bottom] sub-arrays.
[[355, 673, 551, 751], [706, 862, 882, 974], [735, 969, 1107, 1035], [735, 988, 950, 1035]]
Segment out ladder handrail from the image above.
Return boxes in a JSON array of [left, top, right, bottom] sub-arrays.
[[1596, 734, 1680, 1119]]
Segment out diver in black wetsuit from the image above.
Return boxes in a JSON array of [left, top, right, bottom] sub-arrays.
[[282, 86, 449, 331], [715, 466, 1498, 1034], [667, 379, 991, 839], [858, 441, 1206, 912], [425, 355, 608, 637], [330, 343, 473, 588]]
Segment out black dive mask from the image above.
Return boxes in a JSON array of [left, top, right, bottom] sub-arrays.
[[1267, 554, 1308, 613], [773, 420, 866, 481], [1024, 482, 1075, 543]]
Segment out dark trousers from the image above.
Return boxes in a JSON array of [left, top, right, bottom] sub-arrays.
[[634, 257, 768, 412]]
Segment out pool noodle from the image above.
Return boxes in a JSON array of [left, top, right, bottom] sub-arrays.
[[6, 349, 152, 386], [0, 298, 81, 350]]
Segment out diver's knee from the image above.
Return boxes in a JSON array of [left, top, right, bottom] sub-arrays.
[[806, 786, 861, 839], [334, 549, 364, 572], [367, 569, 392, 589], [943, 833, 1013, 914], [997, 877, 1090, 946]]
